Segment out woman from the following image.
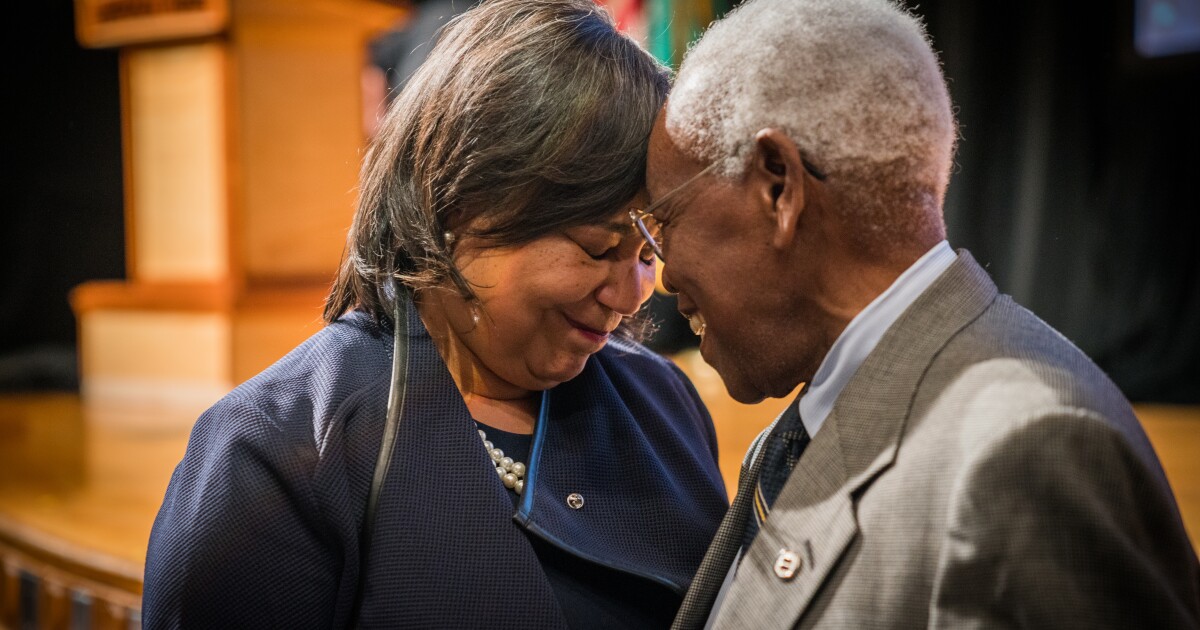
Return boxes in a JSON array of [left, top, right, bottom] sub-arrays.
[[141, 1, 728, 628]]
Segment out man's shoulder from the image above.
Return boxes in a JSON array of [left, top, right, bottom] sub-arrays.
[[936, 294, 1128, 414], [902, 291, 1148, 472]]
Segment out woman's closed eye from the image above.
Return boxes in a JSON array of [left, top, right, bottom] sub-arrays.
[[586, 243, 653, 265], [585, 244, 617, 260], [573, 235, 654, 266], [637, 242, 656, 265]]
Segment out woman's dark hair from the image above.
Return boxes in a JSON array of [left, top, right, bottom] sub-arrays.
[[324, 0, 671, 325]]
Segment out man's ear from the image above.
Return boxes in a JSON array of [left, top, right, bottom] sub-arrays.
[[751, 128, 806, 250]]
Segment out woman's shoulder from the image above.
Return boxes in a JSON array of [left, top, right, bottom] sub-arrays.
[[593, 337, 704, 408], [597, 335, 676, 373], [586, 335, 722, 477], [199, 310, 392, 444]]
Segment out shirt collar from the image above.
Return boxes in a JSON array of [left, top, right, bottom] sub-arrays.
[[798, 241, 956, 437]]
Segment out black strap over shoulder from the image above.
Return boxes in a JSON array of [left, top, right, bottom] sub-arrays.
[[350, 293, 410, 628]]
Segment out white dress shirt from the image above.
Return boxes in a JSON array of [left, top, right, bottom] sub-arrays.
[[799, 240, 956, 437]]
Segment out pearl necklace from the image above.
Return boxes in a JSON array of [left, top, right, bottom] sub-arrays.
[[477, 427, 527, 495]]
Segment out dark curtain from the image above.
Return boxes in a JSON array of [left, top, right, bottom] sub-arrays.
[[917, 0, 1200, 402], [0, 2, 124, 391]]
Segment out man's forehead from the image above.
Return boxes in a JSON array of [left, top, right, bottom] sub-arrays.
[[646, 109, 700, 197]]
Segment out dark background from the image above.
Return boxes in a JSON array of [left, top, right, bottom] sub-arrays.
[[3, 0, 1197, 402], [922, 0, 1200, 402], [2, 1, 124, 391]]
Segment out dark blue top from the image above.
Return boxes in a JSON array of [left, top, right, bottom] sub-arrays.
[[482, 422, 675, 629], [142, 298, 728, 629]]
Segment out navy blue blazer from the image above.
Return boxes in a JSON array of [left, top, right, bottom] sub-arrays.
[[142, 300, 729, 629]]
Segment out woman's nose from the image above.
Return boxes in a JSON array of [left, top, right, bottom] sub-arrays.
[[596, 258, 655, 316]]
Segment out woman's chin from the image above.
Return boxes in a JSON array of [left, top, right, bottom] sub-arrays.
[[529, 355, 591, 389]]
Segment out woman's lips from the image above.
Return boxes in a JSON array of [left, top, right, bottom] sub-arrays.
[[565, 317, 610, 344]]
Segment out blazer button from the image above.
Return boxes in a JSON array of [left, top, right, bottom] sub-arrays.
[[773, 549, 801, 580], [567, 493, 585, 509]]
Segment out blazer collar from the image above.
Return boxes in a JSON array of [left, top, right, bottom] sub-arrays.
[[710, 250, 999, 629], [390, 291, 725, 598], [363, 292, 570, 626], [772, 250, 998, 504]]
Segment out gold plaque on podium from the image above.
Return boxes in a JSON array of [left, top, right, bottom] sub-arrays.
[[74, 0, 230, 48]]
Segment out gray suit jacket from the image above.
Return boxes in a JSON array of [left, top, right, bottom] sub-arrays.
[[674, 251, 1200, 629]]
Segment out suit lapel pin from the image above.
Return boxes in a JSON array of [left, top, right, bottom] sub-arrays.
[[774, 548, 801, 580]]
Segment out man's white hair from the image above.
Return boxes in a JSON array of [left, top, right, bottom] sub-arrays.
[[667, 0, 957, 246]]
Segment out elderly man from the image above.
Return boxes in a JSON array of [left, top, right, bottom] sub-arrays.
[[633, 0, 1200, 627]]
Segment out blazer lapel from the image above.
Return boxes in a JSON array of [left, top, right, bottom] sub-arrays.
[[712, 251, 999, 629], [711, 411, 859, 629], [360, 295, 569, 627], [671, 435, 769, 630]]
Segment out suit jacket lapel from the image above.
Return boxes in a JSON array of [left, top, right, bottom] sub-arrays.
[[671, 409, 776, 630], [711, 251, 999, 629], [711, 409, 858, 629]]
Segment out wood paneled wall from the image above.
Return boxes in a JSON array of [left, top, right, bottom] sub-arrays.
[[70, 0, 407, 418]]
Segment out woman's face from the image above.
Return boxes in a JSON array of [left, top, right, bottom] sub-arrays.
[[422, 199, 658, 398]]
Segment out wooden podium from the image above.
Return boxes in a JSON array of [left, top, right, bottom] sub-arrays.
[[70, 0, 408, 422]]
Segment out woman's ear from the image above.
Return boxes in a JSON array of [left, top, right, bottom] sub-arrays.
[[751, 128, 806, 251]]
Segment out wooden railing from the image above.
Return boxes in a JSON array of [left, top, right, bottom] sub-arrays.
[[0, 394, 190, 629], [1, 537, 141, 630]]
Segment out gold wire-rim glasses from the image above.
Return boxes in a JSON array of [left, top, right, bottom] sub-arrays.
[[630, 157, 826, 262], [629, 162, 718, 262]]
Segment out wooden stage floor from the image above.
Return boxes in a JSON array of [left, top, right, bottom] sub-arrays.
[[1, 358, 1197, 624]]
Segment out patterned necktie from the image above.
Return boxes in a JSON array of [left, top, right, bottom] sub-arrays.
[[742, 397, 811, 552]]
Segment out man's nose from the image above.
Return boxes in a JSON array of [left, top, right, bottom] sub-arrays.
[[660, 265, 679, 294]]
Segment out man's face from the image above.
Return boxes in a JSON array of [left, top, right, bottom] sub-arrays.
[[646, 112, 815, 403]]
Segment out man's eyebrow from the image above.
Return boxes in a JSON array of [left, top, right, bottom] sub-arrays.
[[643, 195, 668, 217], [589, 219, 637, 234], [646, 197, 675, 218]]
